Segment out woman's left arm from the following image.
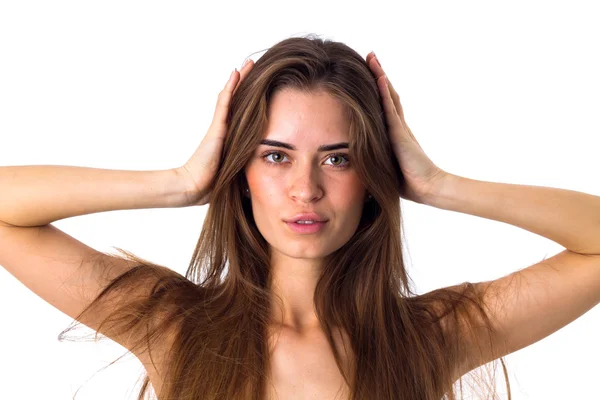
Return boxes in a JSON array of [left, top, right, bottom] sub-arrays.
[[427, 173, 600, 377], [366, 50, 600, 376], [427, 173, 600, 256]]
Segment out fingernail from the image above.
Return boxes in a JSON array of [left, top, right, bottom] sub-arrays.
[[375, 56, 382, 68], [230, 69, 237, 80], [242, 59, 250, 68]]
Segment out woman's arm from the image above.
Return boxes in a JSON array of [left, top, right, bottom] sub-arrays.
[[424, 173, 600, 377], [426, 173, 600, 256], [0, 165, 187, 227]]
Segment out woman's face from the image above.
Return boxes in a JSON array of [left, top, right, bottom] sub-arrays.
[[244, 88, 368, 260]]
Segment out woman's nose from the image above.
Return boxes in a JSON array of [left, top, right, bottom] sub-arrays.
[[288, 168, 324, 202]]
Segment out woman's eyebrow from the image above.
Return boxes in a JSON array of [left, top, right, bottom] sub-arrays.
[[259, 139, 349, 152]]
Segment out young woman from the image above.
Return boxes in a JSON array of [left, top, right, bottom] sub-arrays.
[[1, 36, 599, 400]]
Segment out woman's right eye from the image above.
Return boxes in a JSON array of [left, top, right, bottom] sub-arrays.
[[261, 151, 288, 166]]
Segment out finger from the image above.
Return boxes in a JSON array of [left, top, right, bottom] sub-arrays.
[[212, 68, 240, 125], [368, 56, 401, 116], [233, 59, 254, 97], [385, 77, 405, 121], [381, 75, 420, 147], [368, 56, 405, 122], [368, 56, 416, 146], [211, 60, 255, 136], [377, 75, 402, 138], [367, 55, 385, 81]]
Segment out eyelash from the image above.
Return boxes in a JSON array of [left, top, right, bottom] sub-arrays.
[[260, 151, 350, 170]]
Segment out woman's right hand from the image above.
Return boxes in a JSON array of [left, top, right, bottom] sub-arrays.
[[177, 59, 254, 206]]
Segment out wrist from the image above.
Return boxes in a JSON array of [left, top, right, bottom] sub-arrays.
[[166, 167, 196, 208], [423, 171, 460, 209]]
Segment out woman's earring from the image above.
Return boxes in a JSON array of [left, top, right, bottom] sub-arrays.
[[245, 188, 250, 197]]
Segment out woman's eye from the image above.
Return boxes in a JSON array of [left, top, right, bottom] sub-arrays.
[[325, 154, 349, 167], [265, 152, 286, 163]]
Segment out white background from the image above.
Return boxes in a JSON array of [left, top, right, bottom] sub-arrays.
[[1, 1, 599, 399]]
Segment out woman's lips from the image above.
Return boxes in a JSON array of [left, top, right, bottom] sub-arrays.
[[285, 221, 328, 234]]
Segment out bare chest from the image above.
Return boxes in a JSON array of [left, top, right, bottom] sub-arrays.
[[146, 328, 354, 400], [264, 328, 353, 400]]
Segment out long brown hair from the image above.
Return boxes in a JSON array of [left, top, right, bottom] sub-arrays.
[[61, 34, 511, 400]]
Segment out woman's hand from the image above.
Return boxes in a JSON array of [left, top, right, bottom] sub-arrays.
[[366, 52, 448, 204], [176, 59, 255, 206]]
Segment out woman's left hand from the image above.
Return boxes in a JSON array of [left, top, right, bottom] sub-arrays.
[[366, 52, 448, 204]]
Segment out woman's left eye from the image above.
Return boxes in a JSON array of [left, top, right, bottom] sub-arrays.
[[261, 151, 350, 169]]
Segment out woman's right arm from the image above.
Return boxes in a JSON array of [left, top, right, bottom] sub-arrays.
[[0, 165, 187, 227], [0, 60, 251, 360], [0, 164, 189, 354]]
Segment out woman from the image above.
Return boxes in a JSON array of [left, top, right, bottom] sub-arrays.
[[1, 35, 599, 400]]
